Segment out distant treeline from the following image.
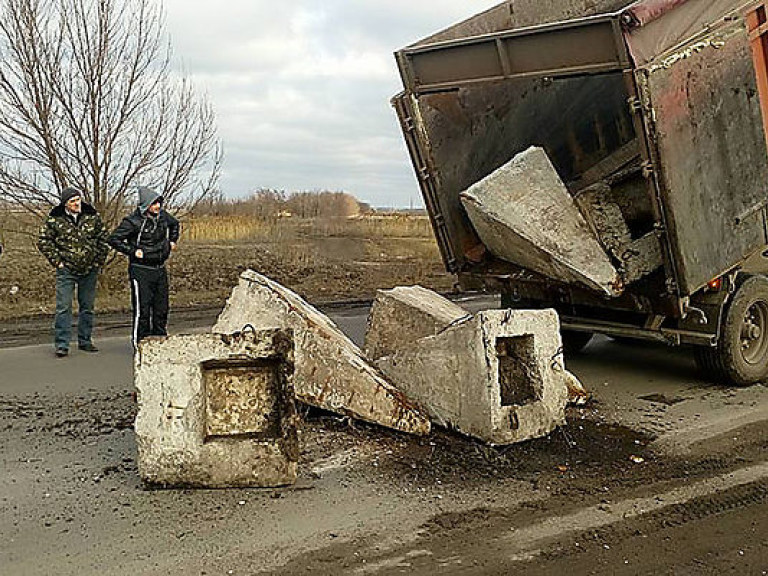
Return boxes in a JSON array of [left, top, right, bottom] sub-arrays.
[[193, 189, 371, 219]]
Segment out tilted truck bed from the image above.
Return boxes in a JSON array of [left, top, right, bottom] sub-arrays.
[[393, 0, 768, 338]]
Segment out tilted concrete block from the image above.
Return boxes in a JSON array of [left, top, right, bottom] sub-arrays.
[[365, 285, 470, 360], [376, 309, 568, 445], [574, 182, 632, 257], [619, 232, 663, 285], [460, 147, 622, 297], [134, 329, 299, 488], [214, 270, 431, 436], [575, 182, 662, 285]]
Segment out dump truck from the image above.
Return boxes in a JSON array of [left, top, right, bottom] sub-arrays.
[[393, 0, 768, 386]]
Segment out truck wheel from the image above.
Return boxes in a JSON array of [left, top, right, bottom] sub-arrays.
[[694, 276, 768, 386], [561, 330, 593, 354]]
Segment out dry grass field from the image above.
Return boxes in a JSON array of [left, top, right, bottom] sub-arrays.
[[0, 211, 453, 320]]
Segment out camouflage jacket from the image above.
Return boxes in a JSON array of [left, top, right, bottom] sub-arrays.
[[37, 203, 110, 275]]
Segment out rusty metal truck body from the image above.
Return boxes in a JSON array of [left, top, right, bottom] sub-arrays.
[[393, 0, 768, 384]]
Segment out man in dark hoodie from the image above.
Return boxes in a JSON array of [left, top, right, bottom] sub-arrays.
[[38, 187, 109, 357], [108, 187, 180, 346]]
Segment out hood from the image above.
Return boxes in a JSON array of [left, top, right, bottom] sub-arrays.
[[138, 186, 163, 214]]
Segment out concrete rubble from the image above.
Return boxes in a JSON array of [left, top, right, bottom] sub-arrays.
[[460, 146, 623, 297], [214, 270, 431, 436], [134, 329, 299, 488], [373, 300, 570, 445], [563, 369, 590, 406], [364, 285, 470, 359], [367, 285, 588, 413]]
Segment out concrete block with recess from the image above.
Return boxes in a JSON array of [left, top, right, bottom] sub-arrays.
[[375, 309, 568, 445], [460, 146, 622, 297], [365, 285, 471, 360], [134, 329, 299, 488], [213, 270, 431, 436]]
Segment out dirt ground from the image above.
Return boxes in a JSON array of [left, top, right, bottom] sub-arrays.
[[2, 305, 768, 575], [1, 206, 767, 573], [3, 381, 768, 575], [0, 215, 453, 320]]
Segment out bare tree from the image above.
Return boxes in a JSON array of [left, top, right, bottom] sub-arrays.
[[0, 0, 221, 227]]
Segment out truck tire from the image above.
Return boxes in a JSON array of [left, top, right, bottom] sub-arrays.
[[694, 276, 768, 386], [561, 330, 593, 354]]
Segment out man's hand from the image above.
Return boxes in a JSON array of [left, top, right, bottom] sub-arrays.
[[135, 249, 143, 259], [170, 242, 177, 251]]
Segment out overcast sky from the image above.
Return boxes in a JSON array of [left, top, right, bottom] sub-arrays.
[[162, 0, 500, 208]]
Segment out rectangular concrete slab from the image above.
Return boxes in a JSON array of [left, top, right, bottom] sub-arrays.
[[214, 270, 431, 436], [134, 329, 299, 488], [376, 309, 568, 445], [365, 285, 470, 360], [460, 146, 622, 297]]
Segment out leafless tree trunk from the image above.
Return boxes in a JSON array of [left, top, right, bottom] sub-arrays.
[[0, 0, 221, 227]]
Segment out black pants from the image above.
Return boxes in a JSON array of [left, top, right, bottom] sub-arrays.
[[129, 264, 169, 345]]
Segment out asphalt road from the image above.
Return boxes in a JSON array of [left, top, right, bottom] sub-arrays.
[[2, 297, 768, 574]]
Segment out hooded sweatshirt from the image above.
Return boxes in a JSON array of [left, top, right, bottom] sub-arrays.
[[108, 188, 180, 267]]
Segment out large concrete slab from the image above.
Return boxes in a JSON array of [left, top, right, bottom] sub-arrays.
[[365, 285, 470, 360], [376, 309, 568, 445], [368, 285, 587, 409], [214, 270, 431, 436], [134, 329, 299, 488], [460, 146, 622, 297]]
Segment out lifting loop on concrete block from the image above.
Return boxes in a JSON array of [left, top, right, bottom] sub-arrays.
[[551, 346, 565, 372]]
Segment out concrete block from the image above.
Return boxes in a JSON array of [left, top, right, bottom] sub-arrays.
[[575, 182, 662, 284], [365, 285, 470, 360], [575, 182, 632, 257], [376, 309, 568, 445], [619, 232, 663, 285], [134, 329, 299, 488], [214, 270, 431, 436], [460, 147, 622, 297]]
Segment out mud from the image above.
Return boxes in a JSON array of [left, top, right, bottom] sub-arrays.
[[2, 310, 768, 574], [3, 383, 768, 575], [263, 415, 768, 576]]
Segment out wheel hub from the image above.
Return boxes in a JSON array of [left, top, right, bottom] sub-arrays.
[[740, 301, 768, 365]]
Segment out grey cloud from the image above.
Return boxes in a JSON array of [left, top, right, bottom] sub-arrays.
[[163, 0, 501, 206]]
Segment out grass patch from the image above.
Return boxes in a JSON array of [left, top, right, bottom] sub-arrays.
[[0, 213, 452, 320]]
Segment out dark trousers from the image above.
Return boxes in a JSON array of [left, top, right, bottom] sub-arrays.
[[54, 267, 98, 350], [129, 264, 169, 346]]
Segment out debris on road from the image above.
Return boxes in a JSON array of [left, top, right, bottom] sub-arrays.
[[135, 272, 588, 488], [460, 147, 623, 297], [375, 307, 569, 445], [134, 329, 299, 488], [367, 285, 588, 412], [214, 270, 431, 436], [563, 370, 590, 406]]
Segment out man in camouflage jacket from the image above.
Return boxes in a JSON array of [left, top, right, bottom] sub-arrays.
[[38, 187, 109, 357]]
